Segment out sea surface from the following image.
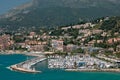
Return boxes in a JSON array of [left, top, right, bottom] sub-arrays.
[[0, 54, 120, 80]]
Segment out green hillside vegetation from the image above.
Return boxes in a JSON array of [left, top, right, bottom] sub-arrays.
[[100, 17, 120, 32], [0, 0, 120, 30]]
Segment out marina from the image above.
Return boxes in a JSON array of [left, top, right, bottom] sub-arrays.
[[7, 54, 120, 73], [1, 54, 120, 80], [48, 54, 117, 71]]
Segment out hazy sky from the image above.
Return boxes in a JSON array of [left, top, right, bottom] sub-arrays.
[[0, 0, 31, 15]]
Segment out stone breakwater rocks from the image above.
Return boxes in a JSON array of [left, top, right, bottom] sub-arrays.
[[101, 69, 120, 72], [10, 65, 41, 73], [65, 69, 97, 72], [65, 69, 120, 72]]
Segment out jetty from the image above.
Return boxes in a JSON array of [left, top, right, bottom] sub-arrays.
[[9, 55, 46, 73]]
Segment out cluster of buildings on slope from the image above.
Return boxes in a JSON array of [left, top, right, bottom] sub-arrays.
[[0, 22, 120, 56], [61, 23, 95, 30], [0, 32, 78, 53], [0, 34, 14, 51], [61, 23, 120, 53]]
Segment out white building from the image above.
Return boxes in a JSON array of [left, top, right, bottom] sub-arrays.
[[51, 40, 64, 52]]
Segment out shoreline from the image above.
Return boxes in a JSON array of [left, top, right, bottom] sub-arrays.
[[0, 51, 43, 57], [65, 69, 120, 72]]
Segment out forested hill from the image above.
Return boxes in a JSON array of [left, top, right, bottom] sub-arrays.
[[0, 0, 120, 30], [90, 16, 120, 35], [99, 17, 120, 33]]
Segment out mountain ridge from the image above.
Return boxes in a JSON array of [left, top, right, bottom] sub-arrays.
[[0, 0, 120, 30]]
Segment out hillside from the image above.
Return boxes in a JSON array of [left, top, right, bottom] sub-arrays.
[[94, 16, 120, 33], [0, 0, 120, 30]]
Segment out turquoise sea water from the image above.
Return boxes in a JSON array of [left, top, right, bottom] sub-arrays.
[[0, 54, 120, 80]]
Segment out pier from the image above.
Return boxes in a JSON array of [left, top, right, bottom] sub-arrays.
[[9, 55, 46, 73]]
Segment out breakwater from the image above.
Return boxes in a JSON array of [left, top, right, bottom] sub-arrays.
[[9, 55, 46, 73], [65, 69, 120, 72]]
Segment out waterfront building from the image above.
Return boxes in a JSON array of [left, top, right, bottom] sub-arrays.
[[51, 40, 64, 52], [116, 45, 120, 52], [81, 46, 103, 54], [29, 45, 44, 51], [30, 32, 36, 37], [66, 44, 78, 52]]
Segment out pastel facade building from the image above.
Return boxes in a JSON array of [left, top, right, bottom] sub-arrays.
[[0, 35, 13, 50], [51, 40, 64, 52], [66, 44, 78, 52]]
